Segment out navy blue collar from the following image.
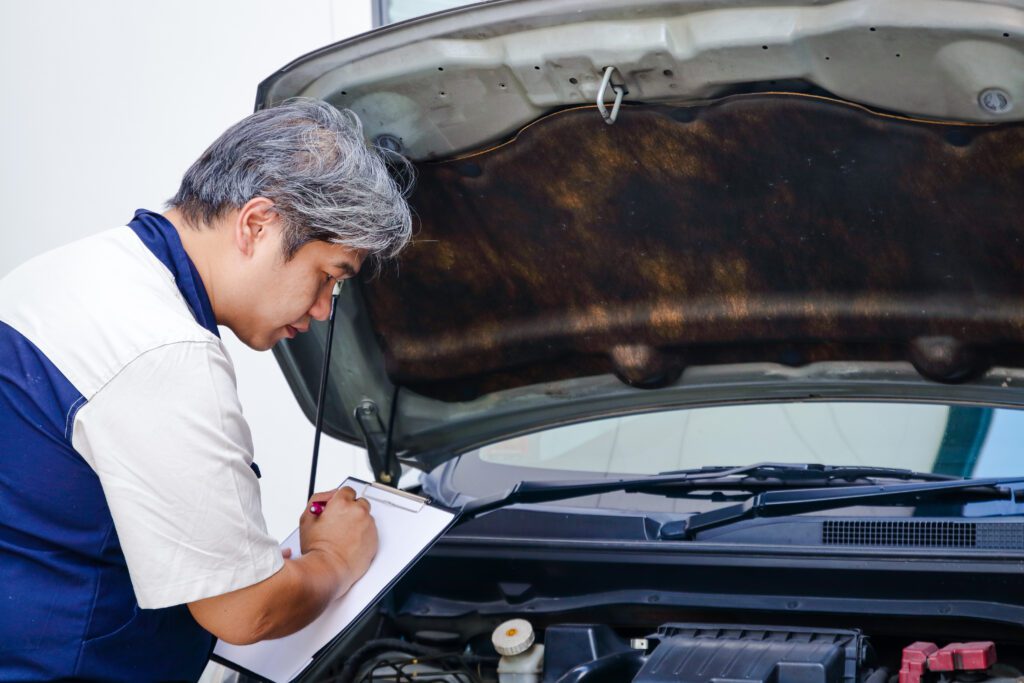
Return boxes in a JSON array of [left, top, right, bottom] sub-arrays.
[[128, 209, 220, 338]]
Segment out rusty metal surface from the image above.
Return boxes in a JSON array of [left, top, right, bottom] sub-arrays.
[[361, 94, 1024, 400]]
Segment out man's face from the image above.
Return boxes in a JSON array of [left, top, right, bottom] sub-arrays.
[[233, 224, 365, 351]]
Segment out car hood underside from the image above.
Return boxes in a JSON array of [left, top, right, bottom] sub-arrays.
[[265, 0, 1024, 473], [365, 93, 1024, 400]]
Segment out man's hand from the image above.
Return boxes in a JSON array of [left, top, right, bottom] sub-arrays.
[[300, 486, 378, 593], [188, 487, 378, 645]]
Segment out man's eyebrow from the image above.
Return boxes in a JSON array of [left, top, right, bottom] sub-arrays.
[[335, 262, 357, 277]]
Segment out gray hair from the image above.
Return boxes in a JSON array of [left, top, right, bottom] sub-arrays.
[[168, 98, 413, 267]]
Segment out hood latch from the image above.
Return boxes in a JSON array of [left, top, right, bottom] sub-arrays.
[[597, 66, 626, 124]]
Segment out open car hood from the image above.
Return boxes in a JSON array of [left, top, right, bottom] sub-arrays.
[[262, 0, 1024, 480]]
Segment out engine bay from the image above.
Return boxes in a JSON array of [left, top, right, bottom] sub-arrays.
[[284, 515, 1024, 683], [339, 619, 1022, 683]]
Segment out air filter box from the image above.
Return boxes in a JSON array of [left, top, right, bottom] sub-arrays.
[[635, 624, 866, 683]]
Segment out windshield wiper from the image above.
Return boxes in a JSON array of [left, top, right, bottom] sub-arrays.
[[661, 476, 1024, 540], [459, 462, 957, 520], [658, 462, 956, 483]]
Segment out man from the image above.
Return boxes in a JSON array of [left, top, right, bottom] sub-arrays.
[[0, 99, 412, 680]]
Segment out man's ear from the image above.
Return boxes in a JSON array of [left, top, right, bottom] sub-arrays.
[[233, 197, 278, 258]]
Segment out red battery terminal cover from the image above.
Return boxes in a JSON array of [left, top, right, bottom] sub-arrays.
[[899, 641, 997, 683], [900, 642, 940, 683], [927, 643, 997, 672]]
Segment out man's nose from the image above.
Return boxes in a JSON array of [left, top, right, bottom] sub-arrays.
[[308, 286, 333, 321]]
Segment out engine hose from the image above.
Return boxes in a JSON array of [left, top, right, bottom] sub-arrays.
[[863, 667, 890, 683], [336, 638, 442, 683]]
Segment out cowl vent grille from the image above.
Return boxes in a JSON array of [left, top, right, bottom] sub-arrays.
[[822, 520, 1024, 549]]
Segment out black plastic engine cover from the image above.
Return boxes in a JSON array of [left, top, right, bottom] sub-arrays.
[[635, 624, 865, 683]]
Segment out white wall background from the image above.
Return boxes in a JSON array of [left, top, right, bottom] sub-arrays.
[[0, 0, 376, 542]]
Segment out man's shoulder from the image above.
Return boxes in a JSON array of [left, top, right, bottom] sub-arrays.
[[4, 226, 149, 280], [0, 226, 219, 399]]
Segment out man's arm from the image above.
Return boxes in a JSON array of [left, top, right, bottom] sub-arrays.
[[71, 341, 378, 637], [188, 486, 378, 645]]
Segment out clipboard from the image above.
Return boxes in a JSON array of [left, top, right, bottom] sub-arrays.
[[211, 477, 459, 682]]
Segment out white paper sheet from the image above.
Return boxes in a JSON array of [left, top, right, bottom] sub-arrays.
[[213, 478, 456, 682]]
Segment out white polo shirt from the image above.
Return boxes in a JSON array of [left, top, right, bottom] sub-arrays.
[[0, 212, 283, 609]]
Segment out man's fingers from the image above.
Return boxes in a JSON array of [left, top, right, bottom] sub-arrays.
[[333, 486, 358, 502], [308, 489, 337, 505], [335, 487, 370, 512], [304, 486, 369, 520]]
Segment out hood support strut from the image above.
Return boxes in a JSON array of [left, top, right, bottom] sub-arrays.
[[355, 392, 401, 485], [308, 281, 401, 490], [308, 283, 343, 501]]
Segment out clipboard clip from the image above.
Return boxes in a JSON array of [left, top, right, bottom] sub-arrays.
[[362, 482, 428, 513]]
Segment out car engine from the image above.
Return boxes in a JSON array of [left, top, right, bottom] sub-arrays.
[[343, 621, 1022, 683]]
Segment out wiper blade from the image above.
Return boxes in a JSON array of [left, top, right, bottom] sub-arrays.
[[459, 462, 956, 521], [658, 462, 956, 483], [661, 476, 1024, 540]]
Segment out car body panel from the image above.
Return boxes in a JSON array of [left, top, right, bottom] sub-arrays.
[[257, 0, 1024, 161]]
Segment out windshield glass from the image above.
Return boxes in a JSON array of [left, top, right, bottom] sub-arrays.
[[477, 402, 1017, 477], [431, 402, 1024, 513]]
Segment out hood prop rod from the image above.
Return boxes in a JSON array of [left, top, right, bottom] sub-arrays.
[[307, 281, 401, 497], [307, 281, 343, 501]]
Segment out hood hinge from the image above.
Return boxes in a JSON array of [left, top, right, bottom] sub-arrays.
[[355, 399, 401, 484]]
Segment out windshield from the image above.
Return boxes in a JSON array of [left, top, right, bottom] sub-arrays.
[[478, 402, 1016, 477], [430, 402, 1024, 513]]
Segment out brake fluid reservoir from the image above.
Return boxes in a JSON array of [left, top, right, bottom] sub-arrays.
[[493, 619, 545, 683]]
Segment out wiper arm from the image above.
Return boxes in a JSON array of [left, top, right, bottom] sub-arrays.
[[658, 462, 956, 483], [459, 462, 956, 521], [661, 476, 1024, 540]]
